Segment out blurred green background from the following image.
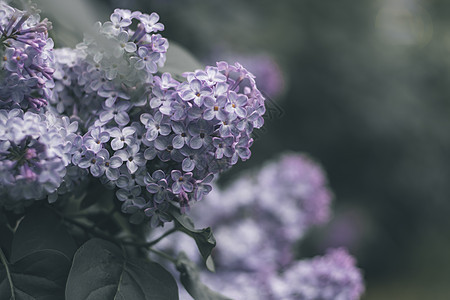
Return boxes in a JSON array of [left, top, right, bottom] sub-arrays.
[[35, 0, 450, 298]]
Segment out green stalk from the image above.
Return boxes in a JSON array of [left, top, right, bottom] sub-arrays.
[[0, 247, 15, 300], [148, 247, 177, 264], [145, 227, 177, 247]]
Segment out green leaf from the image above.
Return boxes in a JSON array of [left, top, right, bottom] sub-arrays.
[[176, 252, 231, 300], [0, 249, 71, 300], [159, 41, 204, 81], [10, 206, 77, 263], [65, 238, 179, 300], [0, 206, 74, 300], [171, 210, 216, 271]]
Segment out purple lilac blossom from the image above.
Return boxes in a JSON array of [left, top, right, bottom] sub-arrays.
[[0, 3, 266, 228], [201, 154, 332, 271], [0, 3, 85, 208], [50, 8, 266, 225], [0, 2, 54, 111], [269, 248, 365, 300], [149, 154, 363, 299], [0, 108, 81, 211], [195, 153, 333, 243], [255, 153, 333, 241], [198, 248, 364, 300]]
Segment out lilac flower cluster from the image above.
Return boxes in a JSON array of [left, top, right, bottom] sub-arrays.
[[195, 153, 333, 248], [0, 1, 54, 110], [0, 2, 266, 226], [197, 248, 364, 300], [0, 2, 85, 211], [150, 153, 363, 299], [50, 8, 168, 122], [48, 9, 265, 225], [200, 154, 333, 275], [154, 154, 333, 271], [270, 248, 365, 300], [0, 108, 80, 212], [256, 153, 333, 240]]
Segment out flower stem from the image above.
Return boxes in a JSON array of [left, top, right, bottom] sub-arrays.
[[60, 212, 122, 245], [148, 227, 177, 246], [0, 247, 15, 300], [148, 247, 176, 264], [63, 215, 177, 263], [122, 227, 177, 248], [48, 204, 178, 264]]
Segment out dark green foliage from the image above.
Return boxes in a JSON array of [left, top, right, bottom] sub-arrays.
[[65, 238, 179, 300], [11, 207, 77, 262], [171, 209, 216, 271], [0, 250, 71, 300], [0, 218, 13, 259], [176, 252, 231, 300], [0, 207, 75, 300]]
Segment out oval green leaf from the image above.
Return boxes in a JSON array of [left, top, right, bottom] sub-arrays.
[[171, 210, 216, 271], [65, 238, 179, 300], [0, 249, 71, 300], [10, 206, 77, 263]]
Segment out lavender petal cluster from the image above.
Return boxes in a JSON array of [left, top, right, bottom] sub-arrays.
[[0, 1, 54, 111], [194, 153, 333, 266], [49, 9, 266, 225], [149, 153, 360, 299], [154, 154, 333, 271], [270, 248, 365, 300], [196, 248, 364, 300], [50, 8, 168, 123], [256, 153, 333, 240], [0, 108, 81, 211]]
